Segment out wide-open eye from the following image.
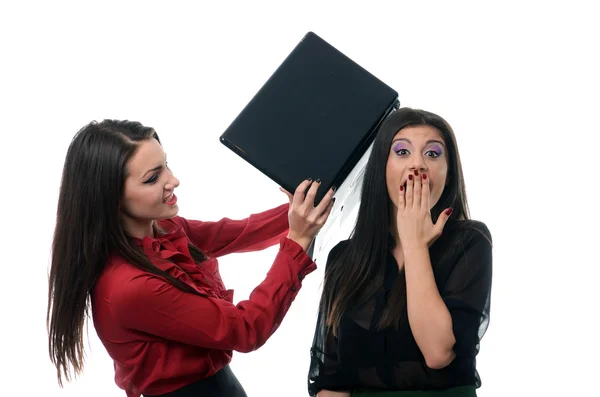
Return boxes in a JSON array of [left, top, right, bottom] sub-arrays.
[[425, 150, 441, 158]]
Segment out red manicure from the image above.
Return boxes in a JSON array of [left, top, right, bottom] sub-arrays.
[[422, 173, 427, 180], [445, 208, 453, 216], [414, 170, 419, 176], [400, 185, 404, 191], [408, 174, 413, 180]]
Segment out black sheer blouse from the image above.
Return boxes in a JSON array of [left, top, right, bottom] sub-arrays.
[[308, 221, 492, 395]]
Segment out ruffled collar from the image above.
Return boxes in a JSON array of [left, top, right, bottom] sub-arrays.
[[129, 219, 232, 301]]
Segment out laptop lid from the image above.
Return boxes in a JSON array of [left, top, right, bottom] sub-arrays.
[[220, 31, 399, 205]]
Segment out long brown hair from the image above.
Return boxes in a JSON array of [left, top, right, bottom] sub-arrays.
[[323, 107, 471, 335], [47, 120, 209, 385]]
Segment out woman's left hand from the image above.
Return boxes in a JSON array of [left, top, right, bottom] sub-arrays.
[[396, 170, 452, 250]]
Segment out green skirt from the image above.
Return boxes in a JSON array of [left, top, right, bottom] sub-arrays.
[[352, 386, 476, 397]]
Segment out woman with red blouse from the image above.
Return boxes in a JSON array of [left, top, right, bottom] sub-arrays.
[[46, 119, 335, 397]]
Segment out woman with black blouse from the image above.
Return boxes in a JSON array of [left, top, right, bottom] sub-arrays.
[[308, 108, 493, 397]]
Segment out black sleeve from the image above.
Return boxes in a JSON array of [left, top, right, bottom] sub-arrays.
[[307, 241, 352, 396], [441, 222, 493, 358]]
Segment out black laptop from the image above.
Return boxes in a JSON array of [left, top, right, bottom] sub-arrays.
[[220, 31, 399, 205]]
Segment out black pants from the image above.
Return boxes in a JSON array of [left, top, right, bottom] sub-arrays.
[[144, 365, 248, 397]]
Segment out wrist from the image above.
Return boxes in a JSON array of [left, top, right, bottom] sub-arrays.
[[287, 232, 313, 252], [401, 241, 429, 255]]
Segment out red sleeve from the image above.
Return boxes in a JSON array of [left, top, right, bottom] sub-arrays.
[[171, 203, 289, 257], [110, 237, 315, 353]]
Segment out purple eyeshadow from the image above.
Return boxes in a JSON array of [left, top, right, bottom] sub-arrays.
[[392, 141, 444, 155], [393, 143, 407, 152], [429, 144, 443, 155]]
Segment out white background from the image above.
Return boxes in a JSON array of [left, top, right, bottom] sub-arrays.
[[1, 1, 599, 396]]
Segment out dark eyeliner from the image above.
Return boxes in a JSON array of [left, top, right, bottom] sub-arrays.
[[144, 174, 158, 184]]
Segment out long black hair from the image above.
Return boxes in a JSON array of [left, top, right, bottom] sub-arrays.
[[323, 107, 470, 334], [47, 120, 209, 385]]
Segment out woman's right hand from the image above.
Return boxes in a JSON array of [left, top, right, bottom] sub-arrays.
[[279, 179, 335, 251]]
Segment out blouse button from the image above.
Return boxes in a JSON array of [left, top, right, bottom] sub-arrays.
[[298, 273, 304, 280], [291, 286, 297, 292]]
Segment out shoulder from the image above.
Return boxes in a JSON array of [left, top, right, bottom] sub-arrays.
[[433, 220, 492, 268], [326, 239, 350, 262], [446, 219, 492, 247], [319, 239, 350, 274], [442, 220, 493, 275], [97, 255, 140, 286], [93, 256, 158, 306], [95, 268, 173, 328]]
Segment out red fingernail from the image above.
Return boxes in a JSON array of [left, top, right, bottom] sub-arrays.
[[445, 208, 453, 215], [408, 174, 413, 180], [400, 185, 404, 191], [422, 173, 427, 180], [414, 170, 419, 176]]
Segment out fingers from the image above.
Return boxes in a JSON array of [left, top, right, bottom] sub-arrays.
[[315, 186, 335, 215], [421, 172, 430, 210], [434, 207, 453, 235], [293, 179, 314, 206], [288, 179, 336, 249], [403, 171, 429, 211], [293, 179, 336, 223], [413, 170, 422, 208], [317, 196, 335, 225], [304, 178, 321, 207], [292, 178, 331, 215], [279, 187, 293, 205], [398, 182, 406, 211], [405, 173, 414, 208]]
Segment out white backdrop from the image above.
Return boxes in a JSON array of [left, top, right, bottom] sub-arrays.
[[1, 1, 598, 396]]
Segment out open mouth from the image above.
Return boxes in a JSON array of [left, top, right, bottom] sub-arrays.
[[163, 193, 174, 203]]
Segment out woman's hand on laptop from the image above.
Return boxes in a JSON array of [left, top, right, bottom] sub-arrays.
[[280, 179, 335, 251]]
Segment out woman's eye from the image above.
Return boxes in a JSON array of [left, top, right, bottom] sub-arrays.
[[425, 150, 441, 158], [144, 174, 159, 184], [395, 148, 409, 155]]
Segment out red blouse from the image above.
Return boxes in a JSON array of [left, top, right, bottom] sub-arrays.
[[91, 203, 316, 397]]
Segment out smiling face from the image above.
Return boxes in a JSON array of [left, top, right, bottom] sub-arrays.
[[120, 138, 180, 238], [386, 125, 448, 210]]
